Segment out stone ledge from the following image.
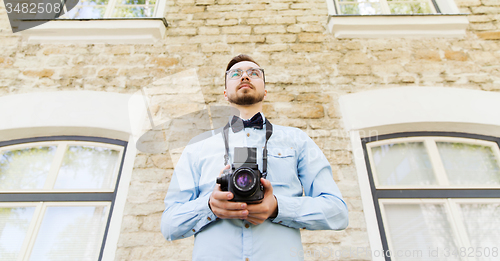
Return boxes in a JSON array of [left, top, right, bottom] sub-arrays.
[[477, 31, 500, 40]]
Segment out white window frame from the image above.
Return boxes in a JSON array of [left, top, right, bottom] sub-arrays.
[[339, 87, 500, 261], [0, 201, 111, 261], [0, 141, 124, 193], [0, 91, 147, 261], [326, 0, 469, 38], [379, 198, 500, 261], [367, 136, 500, 190], [18, 0, 167, 43]]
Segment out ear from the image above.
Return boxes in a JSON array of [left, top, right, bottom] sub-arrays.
[[224, 90, 229, 101], [263, 89, 267, 100]]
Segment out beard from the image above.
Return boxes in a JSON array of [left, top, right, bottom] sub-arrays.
[[227, 88, 265, 106]]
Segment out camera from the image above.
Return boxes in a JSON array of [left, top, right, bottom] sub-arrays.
[[216, 147, 264, 203]]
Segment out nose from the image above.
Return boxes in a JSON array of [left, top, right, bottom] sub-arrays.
[[240, 71, 250, 81]]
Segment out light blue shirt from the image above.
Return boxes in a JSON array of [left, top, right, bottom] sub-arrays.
[[161, 113, 348, 261]]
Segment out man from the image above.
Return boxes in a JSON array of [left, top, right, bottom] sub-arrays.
[[161, 54, 348, 261]]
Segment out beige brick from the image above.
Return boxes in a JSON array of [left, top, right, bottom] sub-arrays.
[[342, 51, 370, 64], [338, 64, 371, 75], [268, 3, 290, 10], [290, 44, 321, 52], [167, 27, 197, 36], [455, 0, 481, 6], [287, 24, 302, 33], [195, 0, 214, 5], [180, 6, 205, 13], [22, 69, 54, 78], [372, 63, 405, 74], [205, 18, 238, 26], [97, 68, 118, 77], [166, 44, 198, 53], [445, 50, 468, 61], [482, 0, 500, 6], [415, 50, 441, 61], [150, 57, 179, 67], [469, 75, 491, 83], [198, 26, 220, 35], [227, 35, 266, 43], [298, 33, 326, 43], [288, 104, 324, 119], [405, 61, 445, 74], [109, 46, 132, 55], [248, 10, 278, 18], [254, 25, 287, 34], [477, 31, 500, 39], [471, 6, 500, 14], [221, 25, 252, 34], [201, 43, 230, 53], [257, 44, 288, 52], [192, 12, 224, 20], [470, 22, 497, 30], [265, 34, 297, 44]]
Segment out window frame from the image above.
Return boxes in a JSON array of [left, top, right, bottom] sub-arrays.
[[333, 0, 439, 15], [18, 0, 168, 43], [326, 0, 468, 38], [362, 131, 500, 261], [0, 135, 128, 261]]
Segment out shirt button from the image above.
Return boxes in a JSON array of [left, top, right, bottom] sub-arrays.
[[245, 223, 250, 228], [278, 153, 281, 156], [207, 217, 211, 221], [247, 133, 250, 137], [245, 258, 249, 261], [278, 221, 282, 224], [192, 229, 196, 232]]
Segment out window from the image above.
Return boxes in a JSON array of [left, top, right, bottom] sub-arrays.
[[19, 0, 167, 43], [59, 0, 159, 19], [363, 133, 500, 260], [334, 0, 438, 15], [0, 136, 127, 261], [326, 0, 468, 38]]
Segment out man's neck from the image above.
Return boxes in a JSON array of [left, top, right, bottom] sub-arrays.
[[231, 103, 262, 120]]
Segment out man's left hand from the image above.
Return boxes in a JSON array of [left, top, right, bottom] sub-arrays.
[[245, 178, 278, 225]]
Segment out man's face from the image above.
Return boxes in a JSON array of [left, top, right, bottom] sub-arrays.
[[224, 61, 266, 106]]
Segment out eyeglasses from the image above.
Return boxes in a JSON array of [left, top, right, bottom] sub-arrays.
[[226, 68, 264, 80]]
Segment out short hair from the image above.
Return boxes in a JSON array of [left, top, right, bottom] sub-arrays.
[[225, 54, 264, 89], [226, 54, 260, 71]]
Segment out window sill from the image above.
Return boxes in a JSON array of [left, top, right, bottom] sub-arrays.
[[18, 18, 168, 44], [327, 14, 469, 38]]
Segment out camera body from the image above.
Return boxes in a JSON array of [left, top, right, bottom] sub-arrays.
[[216, 147, 264, 203]]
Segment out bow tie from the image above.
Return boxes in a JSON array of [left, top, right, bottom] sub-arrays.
[[231, 113, 263, 132]]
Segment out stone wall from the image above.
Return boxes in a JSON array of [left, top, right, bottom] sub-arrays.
[[0, 0, 499, 260]]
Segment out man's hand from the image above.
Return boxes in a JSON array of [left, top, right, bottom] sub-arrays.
[[209, 165, 249, 219], [245, 178, 278, 225]]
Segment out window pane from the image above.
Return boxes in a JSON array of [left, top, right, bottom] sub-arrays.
[[59, 0, 109, 19], [388, 1, 433, 14], [54, 146, 120, 190], [0, 146, 56, 190], [339, 0, 383, 15], [437, 142, 500, 186], [459, 203, 500, 257], [0, 207, 36, 261], [116, 0, 156, 5], [371, 142, 435, 186], [29, 206, 108, 261], [112, 6, 156, 17], [383, 203, 460, 260]]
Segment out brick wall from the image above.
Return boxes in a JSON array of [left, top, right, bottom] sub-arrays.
[[1, 0, 499, 260]]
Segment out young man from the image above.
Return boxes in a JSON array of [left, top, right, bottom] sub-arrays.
[[161, 54, 348, 261]]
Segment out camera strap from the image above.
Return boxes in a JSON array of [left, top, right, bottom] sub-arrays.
[[222, 116, 273, 179]]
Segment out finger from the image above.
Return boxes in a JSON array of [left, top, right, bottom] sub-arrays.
[[261, 178, 273, 192], [219, 164, 230, 176], [212, 190, 234, 200], [211, 199, 247, 211], [246, 203, 269, 214], [246, 215, 264, 225], [216, 209, 248, 219]]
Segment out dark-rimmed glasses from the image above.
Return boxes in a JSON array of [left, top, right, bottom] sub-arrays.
[[226, 68, 265, 80]]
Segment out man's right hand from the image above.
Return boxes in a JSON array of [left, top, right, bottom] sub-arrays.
[[208, 165, 249, 219]]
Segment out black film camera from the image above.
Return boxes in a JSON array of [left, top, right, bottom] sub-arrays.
[[216, 147, 264, 203]]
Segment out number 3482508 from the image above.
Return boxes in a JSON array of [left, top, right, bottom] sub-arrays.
[[5, 3, 62, 14]]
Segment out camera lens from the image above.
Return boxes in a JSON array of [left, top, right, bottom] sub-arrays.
[[233, 168, 257, 195]]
